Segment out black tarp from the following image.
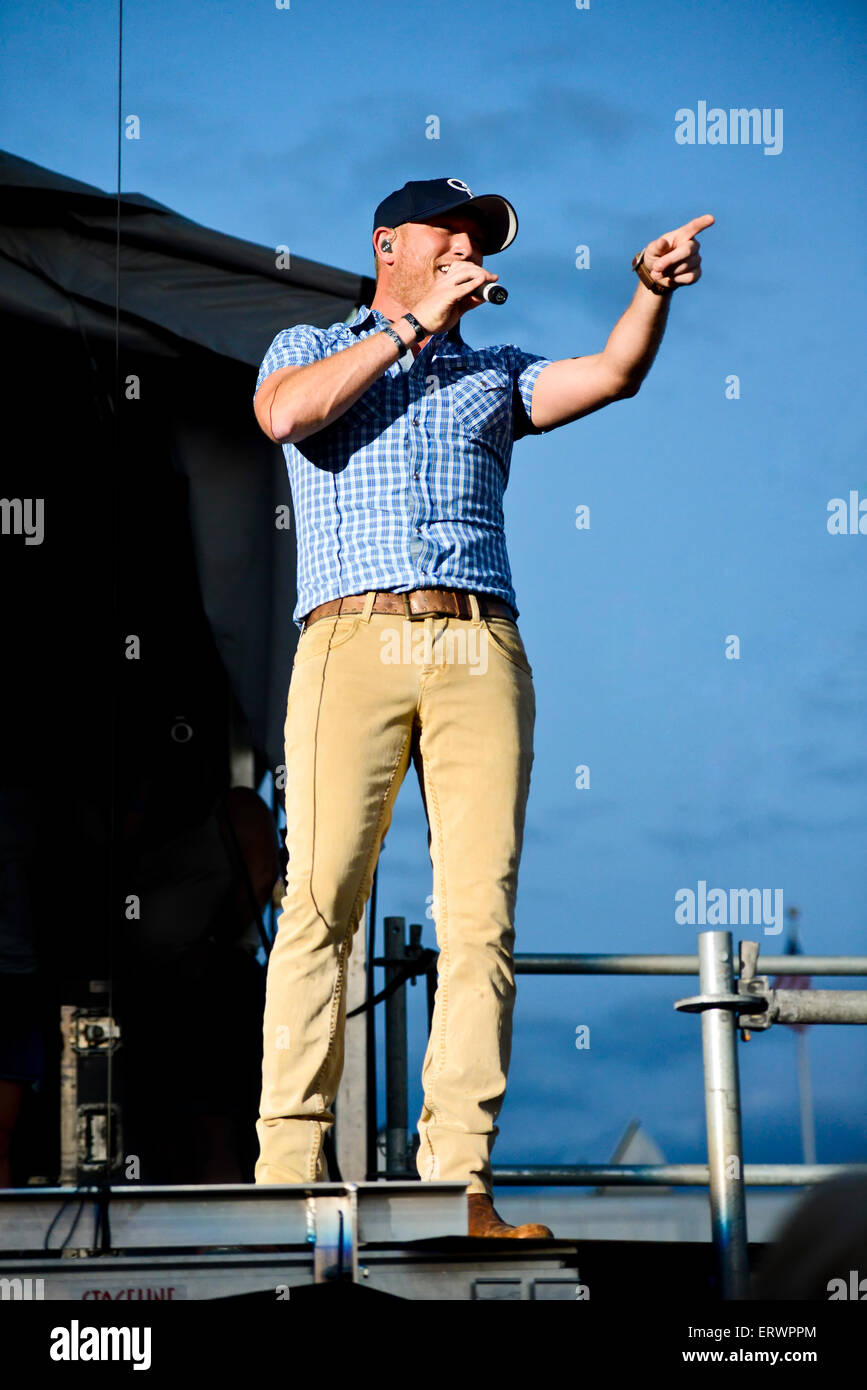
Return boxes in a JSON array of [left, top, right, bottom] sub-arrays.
[[0, 148, 376, 364], [0, 148, 375, 777], [0, 148, 375, 980]]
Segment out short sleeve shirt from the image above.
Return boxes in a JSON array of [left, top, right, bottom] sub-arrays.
[[254, 305, 553, 629]]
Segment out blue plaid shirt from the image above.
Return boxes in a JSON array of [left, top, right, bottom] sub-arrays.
[[254, 304, 553, 630]]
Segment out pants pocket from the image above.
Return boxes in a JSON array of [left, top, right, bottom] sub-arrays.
[[482, 618, 533, 676], [293, 615, 361, 667]]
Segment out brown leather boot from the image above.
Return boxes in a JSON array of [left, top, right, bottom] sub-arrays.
[[467, 1193, 554, 1238]]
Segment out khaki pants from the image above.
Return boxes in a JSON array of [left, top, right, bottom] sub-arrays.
[[255, 591, 535, 1197]]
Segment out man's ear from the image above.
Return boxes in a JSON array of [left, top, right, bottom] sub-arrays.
[[376, 226, 398, 257]]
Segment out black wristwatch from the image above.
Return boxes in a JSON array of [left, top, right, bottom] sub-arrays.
[[401, 312, 430, 342]]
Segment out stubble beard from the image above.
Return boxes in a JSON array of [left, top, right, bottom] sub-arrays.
[[389, 258, 438, 315]]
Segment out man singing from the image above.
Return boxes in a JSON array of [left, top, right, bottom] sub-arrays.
[[252, 177, 712, 1236]]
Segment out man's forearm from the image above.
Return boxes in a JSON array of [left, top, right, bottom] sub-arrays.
[[264, 322, 414, 444], [600, 280, 672, 394]]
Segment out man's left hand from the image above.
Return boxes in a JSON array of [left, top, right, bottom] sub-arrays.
[[641, 213, 715, 290]]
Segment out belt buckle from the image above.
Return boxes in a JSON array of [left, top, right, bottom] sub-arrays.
[[404, 589, 462, 621], [403, 591, 432, 621]]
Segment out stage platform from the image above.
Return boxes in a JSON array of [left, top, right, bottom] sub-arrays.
[[0, 1181, 763, 1301]]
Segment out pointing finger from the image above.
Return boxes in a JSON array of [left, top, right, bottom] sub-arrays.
[[666, 213, 715, 243]]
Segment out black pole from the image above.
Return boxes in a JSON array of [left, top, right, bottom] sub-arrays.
[[365, 858, 379, 1180], [384, 916, 408, 1176], [426, 954, 437, 1035]]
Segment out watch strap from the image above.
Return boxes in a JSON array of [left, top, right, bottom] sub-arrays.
[[401, 312, 430, 341], [382, 324, 411, 355], [632, 249, 674, 295]]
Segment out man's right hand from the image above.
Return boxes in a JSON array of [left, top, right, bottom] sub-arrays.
[[410, 261, 501, 335]]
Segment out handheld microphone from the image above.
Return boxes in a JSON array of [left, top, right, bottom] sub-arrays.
[[477, 282, 508, 304], [439, 264, 509, 303]]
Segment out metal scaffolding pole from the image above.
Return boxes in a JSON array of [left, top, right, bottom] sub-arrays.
[[797, 1032, 817, 1165], [491, 1162, 866, 1185], [772, 990, 867, 1024], [513, 953, 867, 976], [697, 931, 750, 1300]]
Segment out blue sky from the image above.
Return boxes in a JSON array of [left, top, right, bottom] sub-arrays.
[[3, 0, 865, 1173]]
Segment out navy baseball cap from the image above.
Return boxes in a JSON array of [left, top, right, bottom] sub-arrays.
[[372, 178, 518, 255]]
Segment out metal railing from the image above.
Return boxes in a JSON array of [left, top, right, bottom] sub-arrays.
[[373, 919, 867, 1300]]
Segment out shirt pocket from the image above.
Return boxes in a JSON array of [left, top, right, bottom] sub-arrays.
[[446, 366, 513, 441]]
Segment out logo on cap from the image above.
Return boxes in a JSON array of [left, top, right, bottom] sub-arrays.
[[446, 178, 473, 195]]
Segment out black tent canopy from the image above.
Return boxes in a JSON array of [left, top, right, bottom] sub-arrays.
[[0, 148, 375, 364], [1, 149, 375, 813]]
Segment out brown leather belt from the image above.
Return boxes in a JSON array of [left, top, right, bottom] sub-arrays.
[[301, 588, 516, 630]]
